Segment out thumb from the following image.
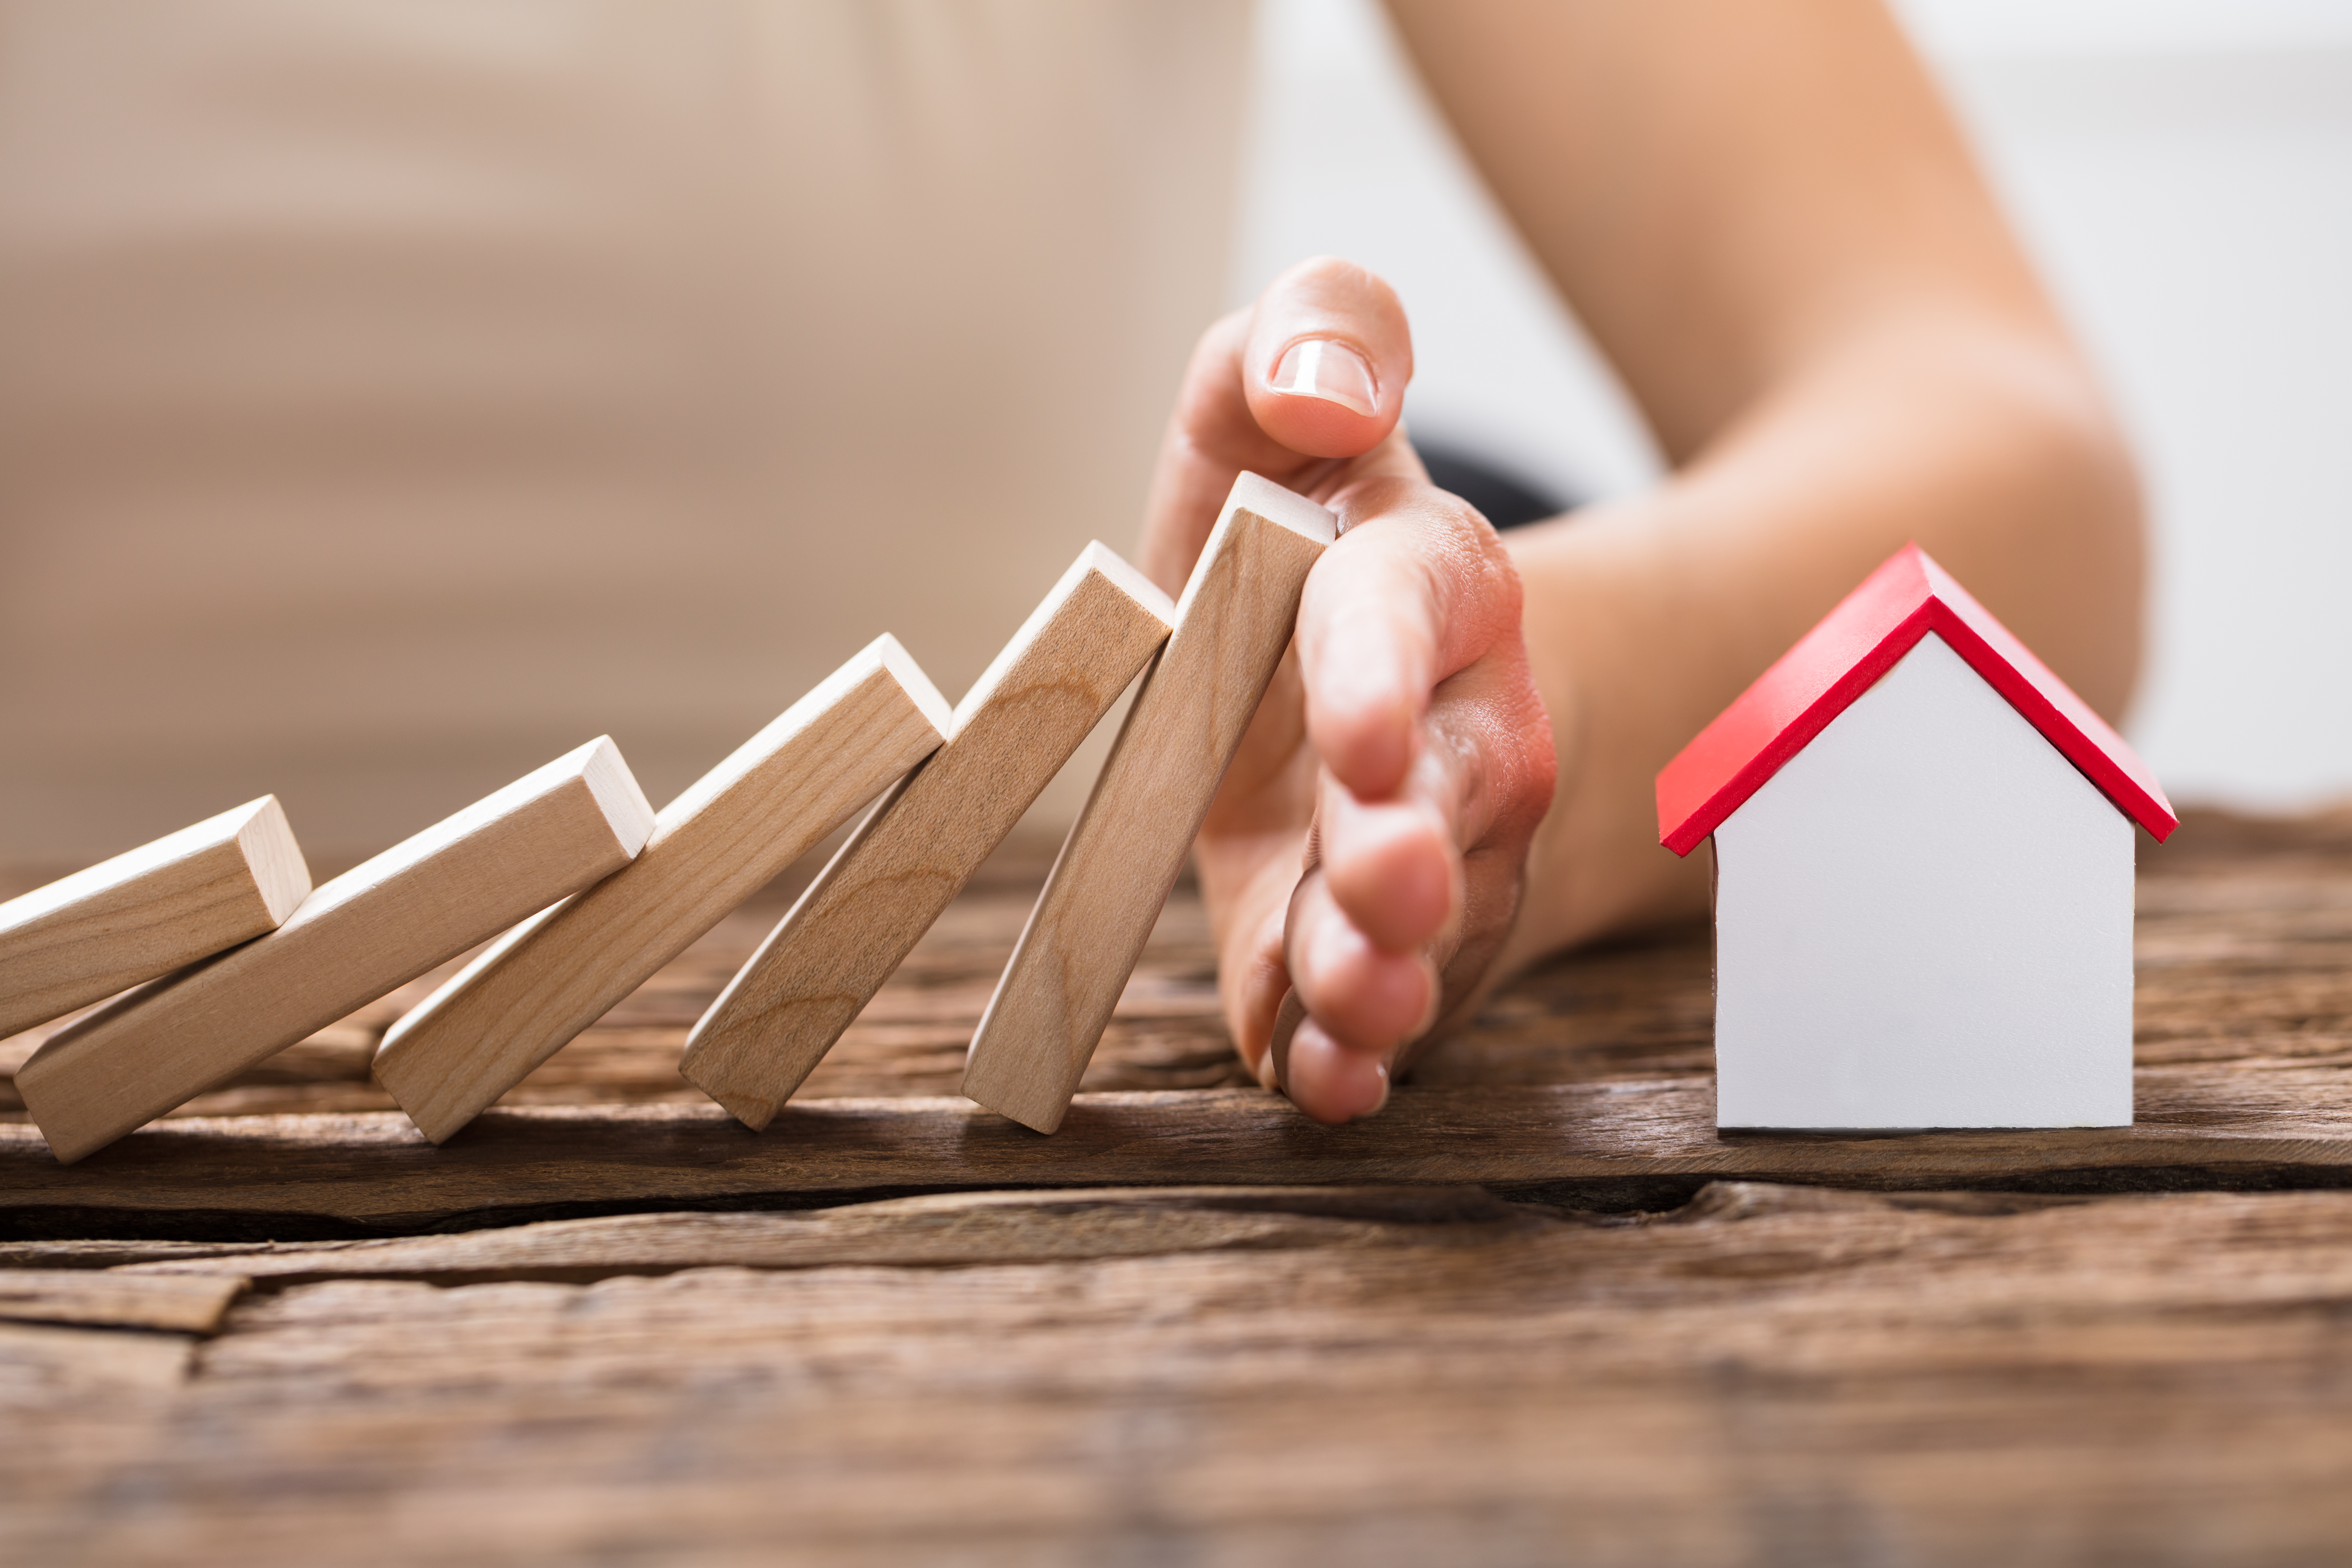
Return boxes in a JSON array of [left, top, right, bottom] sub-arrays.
[[1139, 256, 1414, 597], [1244, 256, 1413, 459]]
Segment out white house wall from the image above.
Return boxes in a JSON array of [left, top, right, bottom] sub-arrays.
[[1711, 633, 2135, 1129]]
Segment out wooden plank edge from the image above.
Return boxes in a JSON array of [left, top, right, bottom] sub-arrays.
[[0, 1268, 246, 1333], [20, 1183, 2217, 1287], [0, 1072, 2345, 1239], [86, 1185, 1531, 1286]]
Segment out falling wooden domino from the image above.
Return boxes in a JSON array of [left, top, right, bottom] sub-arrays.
[[680, 542, 1175, 1130], [17, 738, 656, 1164], [373, 636, 952, 1143], [961, 472, 1335, 1133], [0, 797, 310, 1041]]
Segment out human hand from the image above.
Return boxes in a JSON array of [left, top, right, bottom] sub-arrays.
[[1138, 257, 1557, 1124]]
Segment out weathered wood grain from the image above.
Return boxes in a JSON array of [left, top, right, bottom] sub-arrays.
[[0, 1236, 301, 1271], [682, 545, 1174, 1130], [6, 1184, 2352, 1564], [66, 1186, 1523, 1285], [1, 1062, 2347, 1239], [964, 472, 1336, 1132], [375, 637, 950, 1143], [16, 739, 656, 1164], [0, 1269, 244, 1333], [0, 796, 309, 1039], [0, 1320, 195, 1403], [0, 811, 2346, 1565]]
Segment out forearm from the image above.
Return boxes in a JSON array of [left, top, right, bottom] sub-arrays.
[[1496, 304, 2143, 970]]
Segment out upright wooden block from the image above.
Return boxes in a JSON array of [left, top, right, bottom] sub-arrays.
[[961, 472, 1335, 1133], [373, 637, 952, 1142], [0, 797, 310, 1040], [17, 738, 656, 1163], [680, 543, 1175, 1130]]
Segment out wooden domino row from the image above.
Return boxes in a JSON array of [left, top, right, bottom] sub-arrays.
[[0, 474, 1335, 1163]]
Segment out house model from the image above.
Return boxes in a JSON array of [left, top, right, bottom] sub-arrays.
[[1655, 545, 2177, 1131]]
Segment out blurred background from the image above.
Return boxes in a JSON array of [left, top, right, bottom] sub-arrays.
[[1, 0, 2345, 863]]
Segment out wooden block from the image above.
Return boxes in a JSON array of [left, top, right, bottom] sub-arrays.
[[0, 797, 310, 1040], [680, 543, 1175, 1130], [374, 637, 952, 1143], [962, 472, 1334, 1132], [16, 738, 656, 1164]]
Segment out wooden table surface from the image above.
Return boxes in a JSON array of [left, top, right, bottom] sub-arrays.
[[2, 808, 2348, 1565]]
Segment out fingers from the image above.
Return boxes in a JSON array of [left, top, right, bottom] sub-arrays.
[[1280, 690, 1478, 1094], [1134, 257, 1557, 1128], [1276, 506, 1559, 1125], [1139, 257, 1416, 597], [1201, 818, 1314, 1091], [1285, 1019, 1393, 1121], [1297, 477, 1524, 802], [1208, 604, 1557, 1126], [1317, 779, 1457, 954], [1242, 258, 1413, 459], [1288, 863, 1441, 1054]]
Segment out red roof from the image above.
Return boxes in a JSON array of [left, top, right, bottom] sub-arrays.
[[1656, 545, 2177, 856]]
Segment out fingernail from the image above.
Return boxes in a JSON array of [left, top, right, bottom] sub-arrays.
[[1269, 338, 1378, 417]]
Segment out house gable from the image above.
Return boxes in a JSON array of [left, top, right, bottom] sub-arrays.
[[1656, 545, 2175, 856], [1712, 632, 2135, 1129]]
